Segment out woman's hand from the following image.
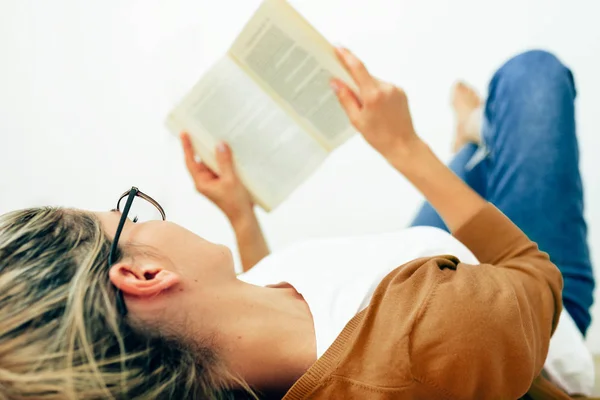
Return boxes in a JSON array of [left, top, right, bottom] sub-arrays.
[[181, 133, 254, 223], [331, 48, 486, 232], [330, 47, 421, 163], [181, 133, 269, 271]]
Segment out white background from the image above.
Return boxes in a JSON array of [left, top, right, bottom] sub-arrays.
[[1, 0, 599, 352]]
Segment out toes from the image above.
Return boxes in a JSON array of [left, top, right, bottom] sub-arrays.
[[452, 81, 469, 106], [455, 81, 468, 92], [452, 81, 481, 109], [453, 81, 468, 97]]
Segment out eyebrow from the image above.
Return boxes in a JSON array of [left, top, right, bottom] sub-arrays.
[[110, 209, 119, 213]]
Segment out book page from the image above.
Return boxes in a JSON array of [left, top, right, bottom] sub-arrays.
[[228, 0, 356, 150], [166, 56, 328, 211]]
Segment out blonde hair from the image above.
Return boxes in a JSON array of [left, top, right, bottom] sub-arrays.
[[0, 208, 253, 399]]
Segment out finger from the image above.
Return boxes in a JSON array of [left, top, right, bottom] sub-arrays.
[[196, 162, 219, 180], [331, 79, 361, 124], [181, 133, 199, 175], [335, 47, 377, 93], [215, 142, 235, 177], [192, 163, 219, 195], [197, 162, 213, 174]]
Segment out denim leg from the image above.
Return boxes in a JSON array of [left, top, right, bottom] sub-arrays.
[[481, 50, 594, 335], [410, 143, 487, 231]]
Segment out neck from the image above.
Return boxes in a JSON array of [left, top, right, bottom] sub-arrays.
[[202, 280, 316, 393]]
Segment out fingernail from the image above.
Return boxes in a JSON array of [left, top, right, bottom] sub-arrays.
[[330, 80, 340, 93], [217, 142, 226, 152]]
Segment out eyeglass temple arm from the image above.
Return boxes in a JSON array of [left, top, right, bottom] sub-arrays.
[[108, 190, 137, 264]]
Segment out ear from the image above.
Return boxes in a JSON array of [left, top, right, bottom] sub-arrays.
[[109, 261, 180, 297]]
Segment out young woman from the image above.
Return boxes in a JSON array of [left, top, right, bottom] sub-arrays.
[[0, 48, 593, 399]]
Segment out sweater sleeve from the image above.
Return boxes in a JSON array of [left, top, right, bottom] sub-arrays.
[[410, 203, 563, 400]]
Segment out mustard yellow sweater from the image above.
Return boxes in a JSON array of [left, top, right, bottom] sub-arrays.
[[283, 204, 569, 400]]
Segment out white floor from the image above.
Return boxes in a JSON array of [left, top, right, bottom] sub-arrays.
[[1, 0, 599, 352]]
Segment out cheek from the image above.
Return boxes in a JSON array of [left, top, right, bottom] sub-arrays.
[[199, 243, 234, 276], [130, 223, 235, 279], [176, 240, 235, 281]]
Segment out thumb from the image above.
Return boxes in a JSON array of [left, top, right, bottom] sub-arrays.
[[331, 79, 361, 125], [215, 142, 235, 177]]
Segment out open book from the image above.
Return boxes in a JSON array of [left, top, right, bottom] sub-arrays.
[[166, 0, 356, 211]]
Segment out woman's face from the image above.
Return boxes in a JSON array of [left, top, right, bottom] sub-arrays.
[[96, 211, 237, 327]]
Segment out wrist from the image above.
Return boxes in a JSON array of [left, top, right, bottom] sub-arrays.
[[228, 206, 257, 232], [384, 136, 430, 173]]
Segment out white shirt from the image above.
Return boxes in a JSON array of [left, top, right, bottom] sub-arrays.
[[238, 226, 478, 357]]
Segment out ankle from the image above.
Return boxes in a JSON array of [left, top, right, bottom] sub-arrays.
[[465, 106, 483, 143]]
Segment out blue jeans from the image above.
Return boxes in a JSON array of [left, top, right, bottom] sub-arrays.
[[411, 50, 595, 336]]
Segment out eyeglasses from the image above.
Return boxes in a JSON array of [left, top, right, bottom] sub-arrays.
[[108, 187, 166, 316]]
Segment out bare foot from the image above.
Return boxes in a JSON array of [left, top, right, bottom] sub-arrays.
[[452, 81, 482, 153]]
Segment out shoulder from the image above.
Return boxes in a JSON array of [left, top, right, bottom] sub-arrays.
[[408, 261, 540, 398]]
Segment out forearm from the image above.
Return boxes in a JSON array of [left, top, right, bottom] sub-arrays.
[[231, 211, 270, 272], [386, 138, 487, 233]]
